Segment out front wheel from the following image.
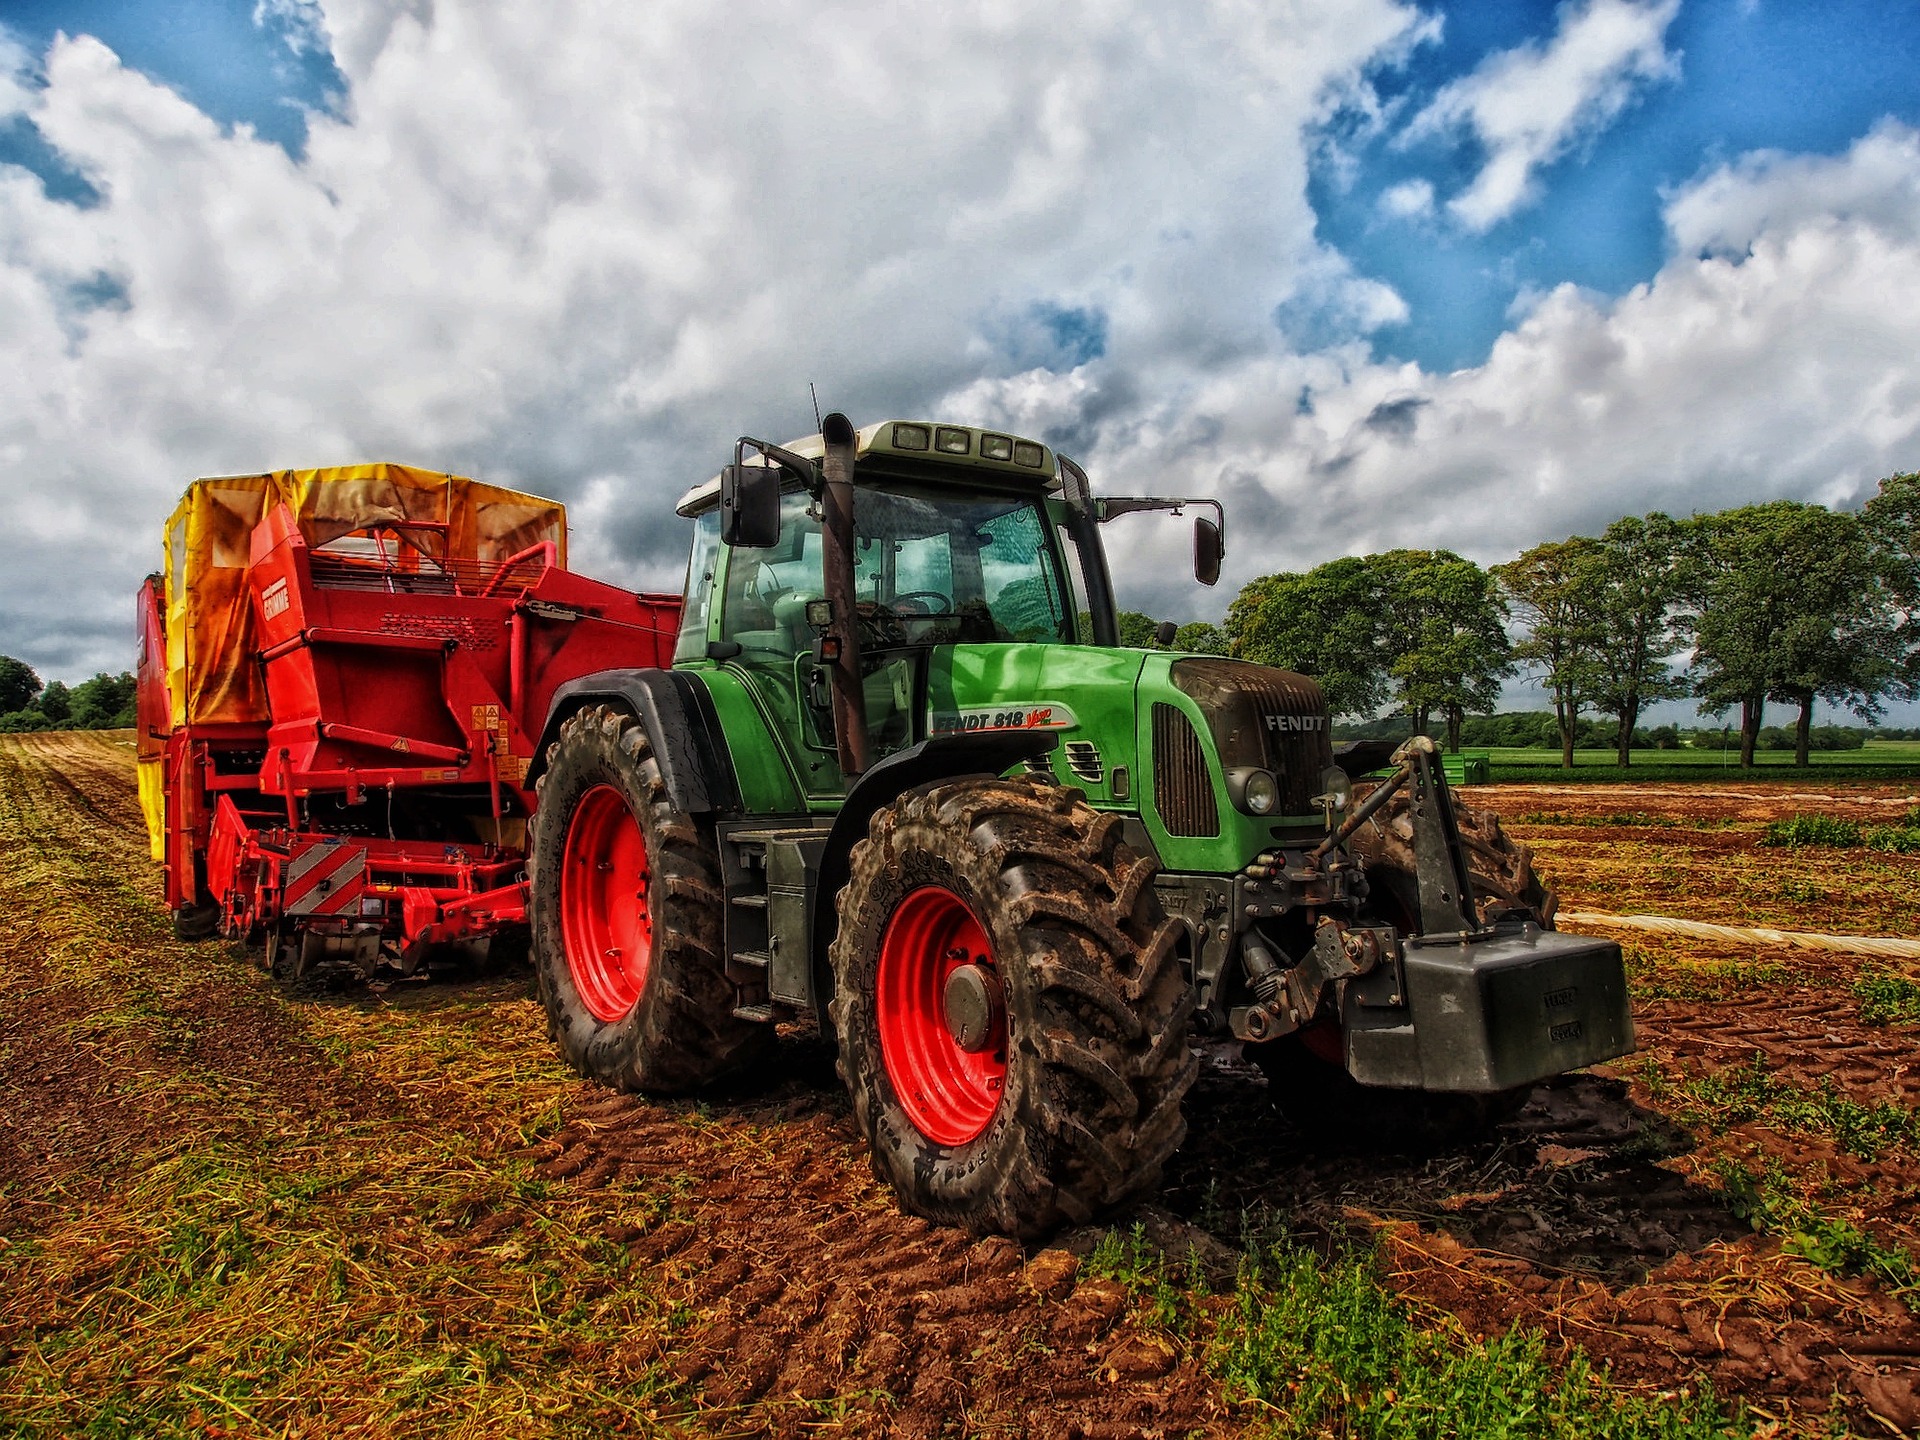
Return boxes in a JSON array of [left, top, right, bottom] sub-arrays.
[[528, 704, 770, 1092], [829, 776, 1196, 1238]]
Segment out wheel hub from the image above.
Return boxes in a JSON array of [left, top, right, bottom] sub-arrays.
[[942, 963, 1003, 1052]]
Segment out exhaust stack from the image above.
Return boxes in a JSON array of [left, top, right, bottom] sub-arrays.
[[819, 412, 871, 776]]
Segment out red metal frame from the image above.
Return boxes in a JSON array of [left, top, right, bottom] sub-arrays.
[[141, 499, 680, 965]]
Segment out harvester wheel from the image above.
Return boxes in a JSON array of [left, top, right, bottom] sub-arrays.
[[829, 775, 1196, 1238], [529, 705, 771, 1092]]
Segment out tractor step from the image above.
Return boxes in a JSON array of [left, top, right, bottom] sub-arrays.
[[732, 1003, 778, 1023], [733, 949, 771, 969], [729, 893, 768, 910]]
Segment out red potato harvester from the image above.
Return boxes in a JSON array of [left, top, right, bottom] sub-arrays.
[[137, 464, 677, 979]]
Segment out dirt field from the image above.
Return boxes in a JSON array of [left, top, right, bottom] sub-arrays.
[[3, 734, 1918, 1436]]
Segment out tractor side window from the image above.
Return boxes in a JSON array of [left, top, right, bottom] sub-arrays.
[[673, 510, 723, 663], [978, 503, 1071, 643], [720, 491, 824, 657]]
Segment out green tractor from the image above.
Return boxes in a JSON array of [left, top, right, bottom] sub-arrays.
[[524, 413, 1633, 1237]]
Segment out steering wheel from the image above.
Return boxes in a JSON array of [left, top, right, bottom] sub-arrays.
[[889, 590, 951, 616]]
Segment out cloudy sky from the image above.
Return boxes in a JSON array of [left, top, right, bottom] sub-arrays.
[[4, 0, 1920, 704]]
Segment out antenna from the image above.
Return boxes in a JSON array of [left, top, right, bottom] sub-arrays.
[[809, 382, 823, 434]]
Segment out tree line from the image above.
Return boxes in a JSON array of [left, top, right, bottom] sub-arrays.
[[0, 657, 136, 733], [1205, 473, 1920, 768]]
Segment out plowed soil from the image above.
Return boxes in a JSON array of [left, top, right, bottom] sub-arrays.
[[3, 737, 1918, 1436]]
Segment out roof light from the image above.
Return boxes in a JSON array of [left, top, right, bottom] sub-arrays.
[[935, 426, 970, 454], [980, 433, 1014, 461], [892, 423, 931, 451], [1012, 441, 1045, 468]]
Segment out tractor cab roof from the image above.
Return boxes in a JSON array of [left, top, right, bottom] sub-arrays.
[[675, 420, 1059, 517]]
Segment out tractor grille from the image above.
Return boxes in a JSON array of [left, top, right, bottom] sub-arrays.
[[1152, 704, 1219, 837], [1170, 658, 1332, 818]]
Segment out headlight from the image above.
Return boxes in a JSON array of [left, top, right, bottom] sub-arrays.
[[1244, 770, 1278, 814], [1318, 765, 1352, 811], [1226, 766, 1279, 815]]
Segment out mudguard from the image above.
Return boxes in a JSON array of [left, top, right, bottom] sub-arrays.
[[807, 730, 1060, 1009], [526, 668, 738, 815]]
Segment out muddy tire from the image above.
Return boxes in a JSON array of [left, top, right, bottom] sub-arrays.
[[1344, 784, 1556, 927], [828, 775, 1196, 1238], [528, 704, 771, 1092], [171, 902, 221, 942]]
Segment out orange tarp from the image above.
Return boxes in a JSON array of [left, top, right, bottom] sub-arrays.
[[161, 464, 567, 729]]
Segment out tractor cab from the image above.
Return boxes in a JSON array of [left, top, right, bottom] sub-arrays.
[[671, 417, 1221, 804]]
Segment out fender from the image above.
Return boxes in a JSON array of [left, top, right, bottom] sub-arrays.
[[807, 729, 1059, 1014], [526, 667, 739, 816]]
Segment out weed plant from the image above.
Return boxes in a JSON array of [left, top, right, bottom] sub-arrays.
[[1665, 1053, 1920, 1160], [1211, 1231, 1748, 1438], [1714, 1159, 1918, 1299], [1762, 807, 1920, 852], [1855, 968, 1920, 1026]]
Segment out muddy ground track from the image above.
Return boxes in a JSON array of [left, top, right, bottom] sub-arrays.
[[5, 735, 1920, 1434]]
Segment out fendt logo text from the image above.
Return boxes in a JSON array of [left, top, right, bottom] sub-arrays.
[[1264, 714, 1325, 732]]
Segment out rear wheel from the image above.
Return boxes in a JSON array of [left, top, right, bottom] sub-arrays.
[[529, 705, 770, 1092], [829, 775, 1195, 1238]]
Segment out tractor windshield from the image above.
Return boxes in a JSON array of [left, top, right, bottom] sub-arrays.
[[719, 485, 1076, 653]]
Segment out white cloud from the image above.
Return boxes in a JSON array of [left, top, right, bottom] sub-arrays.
[[0, 1, 1422, 675], [1377, 176, 1434, 219], [252, 0, 332, 58], [952, 121, 1920, 623], [2, 1, 1919, 699], [1405, 0, 1680, 231], [1665, 118, 1920, 256]]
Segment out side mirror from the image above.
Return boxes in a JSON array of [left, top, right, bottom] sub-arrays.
[[1194, 516, 1223, 587], [721, 464, 781, 548], [1154, 620, 1178, 648]]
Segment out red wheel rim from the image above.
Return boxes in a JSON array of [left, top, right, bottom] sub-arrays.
[[559, 784, 652, 1023], [877, 885, 1007, 1146]]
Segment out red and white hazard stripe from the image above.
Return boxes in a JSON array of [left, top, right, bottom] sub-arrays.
[[284, 840, 365, 916]]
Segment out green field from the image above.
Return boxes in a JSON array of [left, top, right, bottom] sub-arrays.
[[1477, 739, 1920, 784]]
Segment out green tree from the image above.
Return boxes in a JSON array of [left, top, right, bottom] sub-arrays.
[[1863, 470, 1920, 695], [1684, 502, 1899, 767], [1589, 513, 1688, 766], [1373, 549, 1512, 752], [1172, 621, 1228, 655], [38, 680, 71, 725], [0, 655, 41, 713], [1494, 536, 1603, 769], [1114, 611, 1166, 648], [1225, 557, 1388, 719], [70, 672, 137, 729]]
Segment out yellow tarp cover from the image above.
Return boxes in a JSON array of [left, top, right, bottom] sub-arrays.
[[137, 756, 166, 861], [162, 463, 567, 729]]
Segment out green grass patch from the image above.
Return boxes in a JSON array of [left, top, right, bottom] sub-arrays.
[[1481, 743, 1920, 785], [1855, 968, 1920, 1027], [1760, 814, 1864, 848], [1714, 1158, 1917, 1299], [1085, 1224, 1206, 1332], [1761, 808, 1920, 852], [1652, 1053, 1920, 1161], [1212, 1233, 1748, 1438], [1621, 948, 1794, 1003]]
